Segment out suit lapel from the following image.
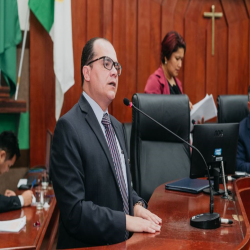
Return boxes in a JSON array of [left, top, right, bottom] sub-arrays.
[[78, 95, 121, 192]]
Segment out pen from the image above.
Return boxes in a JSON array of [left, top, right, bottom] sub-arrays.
[[31, 179, 36, 190]]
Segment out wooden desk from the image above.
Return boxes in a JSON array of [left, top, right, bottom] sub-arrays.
[[0, 182, 59, 250], [1, 178, 250, 249], [80, 178, 250, 250]]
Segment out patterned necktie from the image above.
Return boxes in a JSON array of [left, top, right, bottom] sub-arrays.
[[101, 113, 129, 239]]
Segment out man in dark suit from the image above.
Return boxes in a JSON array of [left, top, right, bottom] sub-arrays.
[[236, 101, 250, 173], [0, 131, 33, 213], [50, 37, 162, 249]]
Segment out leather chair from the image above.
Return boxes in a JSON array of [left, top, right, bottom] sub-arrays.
[[122, 123, 132, 159], [130, 94, 191, 202], [217, 95, 249, 123]]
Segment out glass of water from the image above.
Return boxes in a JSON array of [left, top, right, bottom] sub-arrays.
[[35, 186, 44, 210]]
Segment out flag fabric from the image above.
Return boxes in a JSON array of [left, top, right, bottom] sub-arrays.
[[29, 0, 74, 120], [0, 0, 22, 96], [17, 0, 30, 31]]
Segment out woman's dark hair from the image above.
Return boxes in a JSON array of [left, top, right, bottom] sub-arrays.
[[161, 31, 186, 64], [80, 37, 109, 87], [0, 131, 20, 160]]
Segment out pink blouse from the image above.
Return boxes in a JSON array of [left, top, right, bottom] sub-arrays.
[[144, 66, 183, 94]]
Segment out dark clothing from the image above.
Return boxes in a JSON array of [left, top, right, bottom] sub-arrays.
[[50, 95, 143, 249], [168, 81, 182, 95], [0, 194, 21, 213], [236, 114, 250, 173]]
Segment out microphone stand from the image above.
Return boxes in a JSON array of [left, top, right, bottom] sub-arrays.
[[124, 98, 221, 229], [220, 160, 233, 200]]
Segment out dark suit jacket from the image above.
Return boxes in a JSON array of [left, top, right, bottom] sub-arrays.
[[0, 194, 21, 213], [50, 95, 143, 249], [236, 114, 250, 172]]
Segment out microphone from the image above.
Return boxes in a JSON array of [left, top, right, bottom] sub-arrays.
[[123, 97, 221, 229]]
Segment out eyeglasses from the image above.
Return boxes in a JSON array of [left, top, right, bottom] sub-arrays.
[[87, 56, 122, 76]]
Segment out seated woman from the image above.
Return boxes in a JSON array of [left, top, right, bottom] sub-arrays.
[[144, 31, 193, 110]]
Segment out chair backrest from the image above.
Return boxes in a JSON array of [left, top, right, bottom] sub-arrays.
[[217, 95, 249, 123], [122, 123, 132, 159], [130, 94, 191, 202]]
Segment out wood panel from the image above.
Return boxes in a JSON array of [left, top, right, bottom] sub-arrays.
[[30, 12, 53, 167], [30, 0, 250, 166], [222, 0, 249, 95], [137, 0, 162, 93], [87, 0, 103, 39], [162, 0, 190, 88], [149, 0, 162, 79], [184, 1, 207, 104], [113, 0, 132, 122], [204, 1, 227, 98], [137, 0, 151, 93]]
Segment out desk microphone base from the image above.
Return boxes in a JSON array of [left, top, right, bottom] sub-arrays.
[[190, 213, 220, 229]]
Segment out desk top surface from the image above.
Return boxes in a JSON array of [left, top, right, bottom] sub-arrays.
[[0, 184, 56, 250], [82, 180, 248, 250], [1, 179, 249, 250]]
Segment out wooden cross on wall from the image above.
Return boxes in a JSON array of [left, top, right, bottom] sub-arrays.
[[204, 5, 223, 56]]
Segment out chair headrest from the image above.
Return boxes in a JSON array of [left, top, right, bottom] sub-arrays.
[[132, 94, 190, 142], [217, 95, 249, 123]]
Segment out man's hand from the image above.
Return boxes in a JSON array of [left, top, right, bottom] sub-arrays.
[[134, 205, 162, 225], [126, 214, 161, 233], [21, 190, 33, 206], [5, 189, 16, 197]]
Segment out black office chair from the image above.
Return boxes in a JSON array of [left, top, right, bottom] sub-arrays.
[[130, 94, 191, 202], [217, 95, 249, 123], [122, 123, 132, 159]]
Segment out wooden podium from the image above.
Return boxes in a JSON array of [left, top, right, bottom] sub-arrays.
[[0, 86, 26, 113]]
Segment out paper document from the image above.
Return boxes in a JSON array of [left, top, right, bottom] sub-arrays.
[[190, 94, 217, 131], [0, 216, 26, 232], [17, 179, 27, 188]]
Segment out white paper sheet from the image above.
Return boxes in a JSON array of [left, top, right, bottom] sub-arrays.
[[0, 216, 26, 232], [190, 94, 217, 131], [17, 179, 27, 188]]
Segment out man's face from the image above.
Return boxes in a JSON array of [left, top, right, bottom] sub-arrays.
[[0, 151, 16, 175], [84, 40, 119, 110]]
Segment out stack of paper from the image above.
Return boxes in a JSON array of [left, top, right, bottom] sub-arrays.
[[0, 216, 26, 232], [190, 94, 217, 131]]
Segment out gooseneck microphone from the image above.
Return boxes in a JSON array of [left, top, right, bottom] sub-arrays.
[[123, 97, 221, 229]]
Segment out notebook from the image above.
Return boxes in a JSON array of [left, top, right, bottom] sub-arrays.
[[165, 177, 210, 194]]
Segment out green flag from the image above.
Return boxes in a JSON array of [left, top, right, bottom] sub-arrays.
[[0, 0, 22, 96], [28, 0, 54, 33]]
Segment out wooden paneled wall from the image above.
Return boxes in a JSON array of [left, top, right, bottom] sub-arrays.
[[30, 0, 250, 166]]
